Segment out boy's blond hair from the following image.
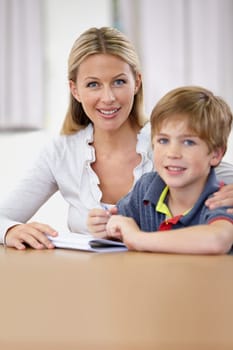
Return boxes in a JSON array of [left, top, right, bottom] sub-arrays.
[[150, 86, 233, 155]]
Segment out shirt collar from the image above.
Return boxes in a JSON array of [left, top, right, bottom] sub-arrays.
[[156, 185, 191, 218], [156, 186, 172, 217]]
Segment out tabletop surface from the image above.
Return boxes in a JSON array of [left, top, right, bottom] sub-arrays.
[[1, 246, 233, 350]]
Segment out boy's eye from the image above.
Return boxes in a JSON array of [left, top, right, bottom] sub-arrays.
[[113, 79, 126, 86], [157, 138, 169, 144], [183, 139, 196, 146]]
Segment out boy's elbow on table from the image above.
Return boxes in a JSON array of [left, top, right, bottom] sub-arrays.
[[208, 220, 233, 254]]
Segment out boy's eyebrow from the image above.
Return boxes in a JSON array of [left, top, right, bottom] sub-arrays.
[[154, 132, 168, 136], [155, 132, 199, 137]]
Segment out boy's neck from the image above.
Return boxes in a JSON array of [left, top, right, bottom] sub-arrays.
[[167, 183, 206, 217]]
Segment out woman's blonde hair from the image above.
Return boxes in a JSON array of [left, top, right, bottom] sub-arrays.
[[61, 26, 146, 134], [150, 86, 233, 155]]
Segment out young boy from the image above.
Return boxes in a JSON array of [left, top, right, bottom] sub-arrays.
[[106, 86, 233, 254]]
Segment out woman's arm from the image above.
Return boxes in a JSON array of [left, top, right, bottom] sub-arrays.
[[215, 160, 233, 185], [0, 144, 58, 246], [209, 161, 233, 212]]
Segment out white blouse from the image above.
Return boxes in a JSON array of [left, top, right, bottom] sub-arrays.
[[0, 123, 153, 243], [0, 122, 232, 244]]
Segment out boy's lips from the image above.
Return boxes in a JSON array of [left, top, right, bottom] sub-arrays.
[[166, 166, 186, 171]]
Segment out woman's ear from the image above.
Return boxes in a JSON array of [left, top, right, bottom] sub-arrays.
[[134, 73, 142, 94], [69, 80, 81, 102], [210, 147, 225, 167]]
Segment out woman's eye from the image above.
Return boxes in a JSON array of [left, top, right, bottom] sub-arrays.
[[86, 81, 98, 88], [113, 79, 126, 86]]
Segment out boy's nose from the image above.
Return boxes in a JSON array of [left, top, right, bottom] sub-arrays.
[[167, 143, 182, 158]]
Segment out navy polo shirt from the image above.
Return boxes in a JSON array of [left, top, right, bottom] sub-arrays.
[[117, 168, 233, 252]]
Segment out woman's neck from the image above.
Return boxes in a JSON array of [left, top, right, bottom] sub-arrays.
[[92, 122, 140, 152]]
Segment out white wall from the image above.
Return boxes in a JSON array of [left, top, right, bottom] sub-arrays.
[[43, 0, 112, 133], [0, 0, 112, 231]]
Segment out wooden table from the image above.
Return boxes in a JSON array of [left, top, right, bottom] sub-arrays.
[[0, 246, 233, 350]]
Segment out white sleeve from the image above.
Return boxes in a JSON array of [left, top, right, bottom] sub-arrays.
[[215, 161, 233, 184], [0, 143, 58, 244]]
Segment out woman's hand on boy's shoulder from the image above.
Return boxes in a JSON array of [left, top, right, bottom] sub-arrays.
[[205, 183, 233, 214]]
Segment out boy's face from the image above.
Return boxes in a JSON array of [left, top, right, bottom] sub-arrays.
[[152, 115, 223, 193]]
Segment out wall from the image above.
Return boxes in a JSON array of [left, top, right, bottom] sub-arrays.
[[43, 0, 112, 133], [0, 0, 111, 231]]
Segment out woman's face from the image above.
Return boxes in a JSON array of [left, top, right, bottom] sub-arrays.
[[70, 53, 141, 132]]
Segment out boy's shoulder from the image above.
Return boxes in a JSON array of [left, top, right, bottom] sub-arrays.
[[138, 171, 158, 183], [135, 171, 164, 193], [138, 170, 161, 182]]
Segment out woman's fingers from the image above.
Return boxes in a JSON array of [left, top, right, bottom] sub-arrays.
[[5, 222, 58, 249]]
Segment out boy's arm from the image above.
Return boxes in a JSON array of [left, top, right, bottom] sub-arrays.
[[107, 216, 233, 255]]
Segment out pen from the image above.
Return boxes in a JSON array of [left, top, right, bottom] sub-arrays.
[[101, 204, 111, 216], [101, 204, 109, 211]]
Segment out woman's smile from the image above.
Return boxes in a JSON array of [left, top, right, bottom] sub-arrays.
[[97, 107, 121, 119]]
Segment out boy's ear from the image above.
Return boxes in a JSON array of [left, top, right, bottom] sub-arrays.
[[69, 80, 81, 102], [210, 147, 225, 167]]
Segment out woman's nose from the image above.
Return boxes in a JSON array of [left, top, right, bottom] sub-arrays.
[[101, 87, 116, 103]]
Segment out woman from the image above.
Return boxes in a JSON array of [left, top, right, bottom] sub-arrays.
[[0, 27, 232, 249]]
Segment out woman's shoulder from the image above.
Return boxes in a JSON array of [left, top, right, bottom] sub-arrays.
[[215, 160, 233, 185], [137, 122, 151, 147], [54, 124, 93, 145], [39, 124, 94, 161], [48, 124, 92, 150], [136, 122, 153, 165]]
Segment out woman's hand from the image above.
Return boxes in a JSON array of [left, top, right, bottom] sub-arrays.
[[87, 207, 118, 238], [5, 222, 58, 250], [205, 184, 233, 214]]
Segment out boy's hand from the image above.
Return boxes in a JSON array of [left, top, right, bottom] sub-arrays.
[[106, 215, 141, 249]]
